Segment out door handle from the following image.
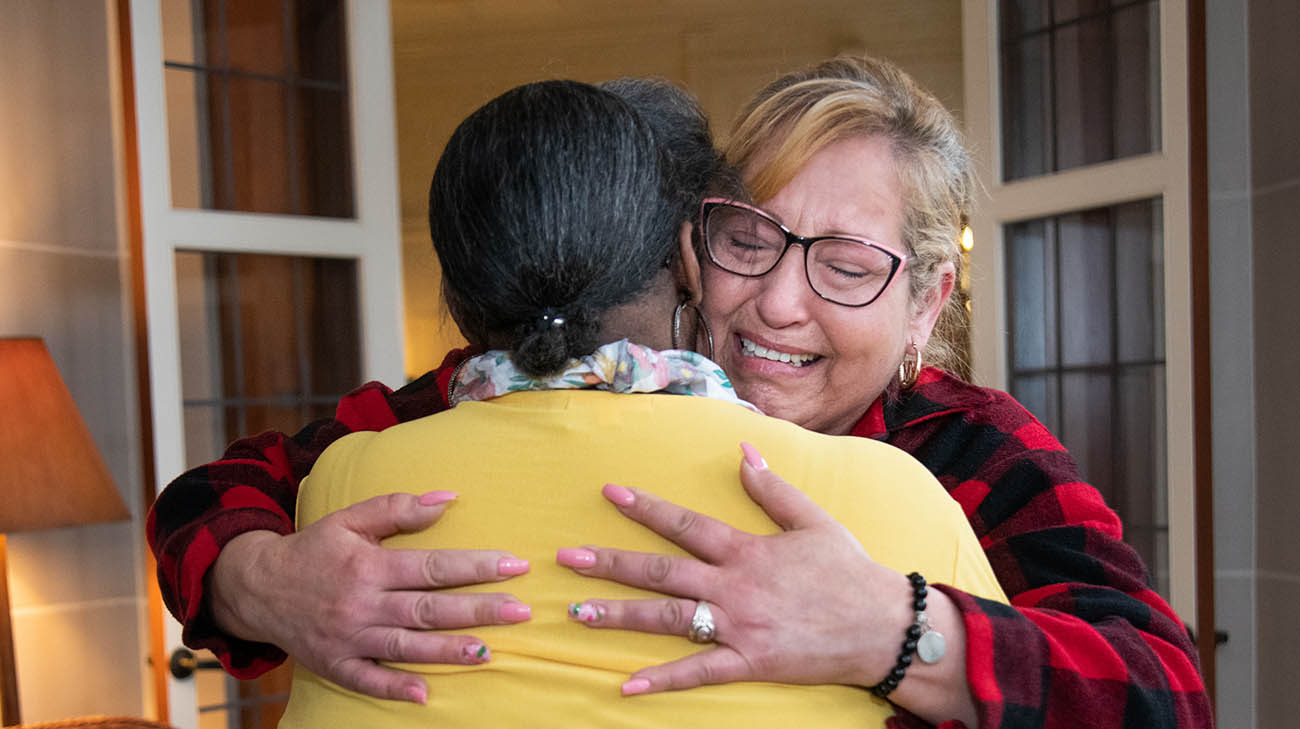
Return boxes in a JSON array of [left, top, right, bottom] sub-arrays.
[[169, 647, 223, 679]]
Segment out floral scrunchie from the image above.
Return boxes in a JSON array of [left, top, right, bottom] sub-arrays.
[[449, 339, 761, 414]]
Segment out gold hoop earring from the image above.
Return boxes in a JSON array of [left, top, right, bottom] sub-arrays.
[[898, 341, 922, 390], [672, 300, 715, 360]]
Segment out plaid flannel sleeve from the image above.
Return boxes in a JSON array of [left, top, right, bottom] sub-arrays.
[[932, 423, 1212, 729], [145, 348, 470, 677]]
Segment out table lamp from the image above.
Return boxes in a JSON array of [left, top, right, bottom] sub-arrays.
[[0, 337, 132, 726]]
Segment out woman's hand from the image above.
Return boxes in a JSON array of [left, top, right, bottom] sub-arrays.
[[561, 444, 975, 726], [209, 491, 532, 704]]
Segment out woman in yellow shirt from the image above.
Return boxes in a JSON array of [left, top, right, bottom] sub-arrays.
[[280, 78, 1003, 728]]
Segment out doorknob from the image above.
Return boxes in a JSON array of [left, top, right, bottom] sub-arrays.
[[169, 647, 223, 679]]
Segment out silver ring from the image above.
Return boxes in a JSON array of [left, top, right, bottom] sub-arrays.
[[688, 600, 716, 644]]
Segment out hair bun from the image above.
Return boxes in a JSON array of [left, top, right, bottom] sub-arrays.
[[513, 305, 600, 377], [537, 308, 567, 329]]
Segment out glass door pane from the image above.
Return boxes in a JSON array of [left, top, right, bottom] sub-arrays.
[[999, 0, 1161, 181], [162, 0, 353, 217], [1004, 198, 1168, 594], [175, 250, 361, 728]]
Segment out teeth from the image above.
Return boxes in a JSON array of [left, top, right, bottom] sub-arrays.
[[740, 338, 818, 366]]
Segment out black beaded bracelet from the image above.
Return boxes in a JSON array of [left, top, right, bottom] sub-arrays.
[[868, 572, 929, 699]]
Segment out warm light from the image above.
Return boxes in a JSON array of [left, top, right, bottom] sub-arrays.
[[0, 339, 130, 532], [961, 226, 974, 252], [0, 337, 130, 725]]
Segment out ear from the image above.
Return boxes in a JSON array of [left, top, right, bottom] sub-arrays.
[[671, 221, 704, 304], [909, 261, 956, 352]]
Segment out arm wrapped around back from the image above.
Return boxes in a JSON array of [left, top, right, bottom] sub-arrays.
[[866, 370, 1211, 729]]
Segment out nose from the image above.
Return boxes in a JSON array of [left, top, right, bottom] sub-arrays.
[[752, 244, 814, 329]]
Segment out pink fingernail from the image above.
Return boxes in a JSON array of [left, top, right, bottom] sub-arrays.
[[406, 682, 428, 704], [740, 442, 768, 470], [602, 483, 636, 506], [567, 601, 607, 623], [462, 641, 490, 663], [621, 678, 652, 696], [499, 602, 532, 622], [556, 547, 597, 568], [419, 490, 458, 506], [498, 557, 530, 576]]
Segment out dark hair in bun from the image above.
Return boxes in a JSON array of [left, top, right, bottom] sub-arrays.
[[428, 79, 725, 377]]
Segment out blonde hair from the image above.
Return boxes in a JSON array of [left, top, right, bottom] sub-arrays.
[[725, 55, 973, 376]]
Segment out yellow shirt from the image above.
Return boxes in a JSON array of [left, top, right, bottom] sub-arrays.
[[281, 390, 1007, 729]]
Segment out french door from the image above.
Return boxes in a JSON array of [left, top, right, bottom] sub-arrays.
[[961, 0, 1199, 620], [125, 1, 404, 727]]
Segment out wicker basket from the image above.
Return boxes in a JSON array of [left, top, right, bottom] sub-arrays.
[[11, 717, 175, 729]]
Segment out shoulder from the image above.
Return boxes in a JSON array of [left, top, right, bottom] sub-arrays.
[[902, 370, 1052, 439], [872, 371, 1106, 534], [879, 370, 1071, 468], [297, 407, 464, 519], [296, 430, 381, 528], [756, 411, 961, 520], [340, 346, 479, 429]]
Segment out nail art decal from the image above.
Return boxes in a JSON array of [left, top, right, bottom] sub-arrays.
[[567, 602, 606, 624], [463, 642, 490, 662]]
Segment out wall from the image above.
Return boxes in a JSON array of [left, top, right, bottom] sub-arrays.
[[0, 0, 149, 721], [1206, 0, 1254, 721], [1209, 1, 1300, 726], [1207, 0, 1255, 722], [1244, 1, 1300, 726], [388, 0, 964, 378]]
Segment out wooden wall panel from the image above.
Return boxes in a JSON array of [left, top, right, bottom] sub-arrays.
[[390, 0, 963, 376]]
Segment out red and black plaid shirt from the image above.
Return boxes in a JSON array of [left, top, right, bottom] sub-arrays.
[[147, 352, 1211, 729]]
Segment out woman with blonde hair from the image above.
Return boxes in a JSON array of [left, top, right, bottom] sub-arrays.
[[562, 55, 1210, 728]]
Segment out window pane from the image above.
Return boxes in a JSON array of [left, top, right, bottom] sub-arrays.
[[1113, 1, 1160, 160], [1057, 209, 1113, 367], [221, 76, 293, 213], [177, 250, 354, 727], [161, 0, 202, 65], [295, 0, 347, 84], [161, 0, 353, 217], [1115, 199, 1163, 362], [1006, 218, 1057, 370], [224, 0, 289, 77], [176, 252, 226, 459], [1060, 372, 1114, 499], [166, 67, 213, 211], [1053, 0, 1108, 23], [999, 0, 1160, 181], [175, 251, 360, 466], [1054, 14, 1115, 171], [1001, 0, 1051, 36], [295, 86, 355, 217], [1000, 34, 1052, 180], [1116, 364, 1166, 583], [1005, 197, 1166, 597]]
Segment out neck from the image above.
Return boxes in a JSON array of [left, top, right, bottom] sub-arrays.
[[595, 270, 679, 352]]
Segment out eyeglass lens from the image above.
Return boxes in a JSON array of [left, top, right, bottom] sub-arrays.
[[705, 204, 898, 306]]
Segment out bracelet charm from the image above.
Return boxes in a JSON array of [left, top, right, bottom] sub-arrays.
[[868, 572, 946, 698], [915, 611, 946, 664]]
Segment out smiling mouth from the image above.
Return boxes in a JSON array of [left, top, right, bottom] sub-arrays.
[[740, 337, 820, 367]]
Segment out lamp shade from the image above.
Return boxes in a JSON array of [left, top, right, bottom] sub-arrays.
[[0, 338, 130, 532]]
